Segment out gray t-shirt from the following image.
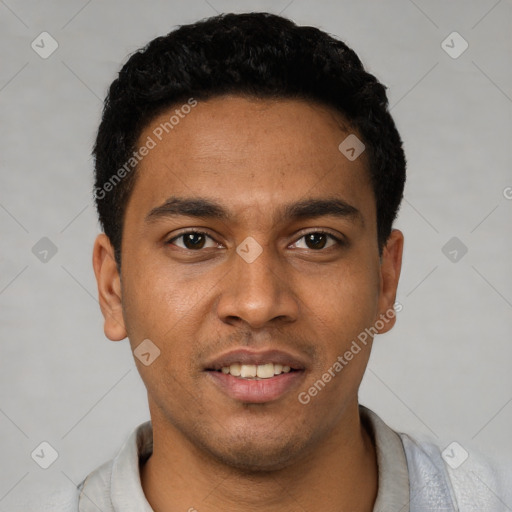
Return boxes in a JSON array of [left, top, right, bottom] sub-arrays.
[[22, 404, 512, 511], [76, 405, 411, 511]]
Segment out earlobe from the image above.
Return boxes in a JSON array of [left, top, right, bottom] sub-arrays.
[[92, 233, 127, 341], [375, 229, 404, 335]]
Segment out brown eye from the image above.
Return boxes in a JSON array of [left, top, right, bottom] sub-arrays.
[[291, 231, 343, 251], [305, 233, 329, 249], [167, 231, 217, 250]]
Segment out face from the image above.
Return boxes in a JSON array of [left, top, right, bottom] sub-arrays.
[[93, 95, 403, 471]]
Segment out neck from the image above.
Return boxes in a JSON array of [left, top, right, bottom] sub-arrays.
[[140, 403, 378, 512]]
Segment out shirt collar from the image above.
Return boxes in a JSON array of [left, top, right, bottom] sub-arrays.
[[109, 421, 154, 511], [360, 405, 410, 511], [85, 405, 410, 511]]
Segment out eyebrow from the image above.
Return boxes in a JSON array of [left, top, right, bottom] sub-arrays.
[[145, 196, 363, 226]]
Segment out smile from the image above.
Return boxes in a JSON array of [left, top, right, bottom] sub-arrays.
[[217, 362, 294, 379]]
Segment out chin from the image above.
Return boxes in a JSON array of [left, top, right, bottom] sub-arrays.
[[201, 429, 312, 473], [215, 447, 299, 473]]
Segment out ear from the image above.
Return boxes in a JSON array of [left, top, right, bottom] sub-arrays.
[[375, 229, 404, 334], [92, 233, 127, 341]]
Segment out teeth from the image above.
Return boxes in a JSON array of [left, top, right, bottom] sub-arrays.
[[219, 363, 294, 379], [240, 364, 257, 378], [256, 363, 274, 378], [229, 363, 241, 377]]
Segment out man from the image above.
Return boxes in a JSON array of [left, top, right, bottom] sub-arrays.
[[40, 11, 510, 512]]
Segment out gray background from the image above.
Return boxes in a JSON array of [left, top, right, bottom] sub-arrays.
[[1, 0, 511, 507]]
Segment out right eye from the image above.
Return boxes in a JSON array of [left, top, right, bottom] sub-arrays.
[[166, 230, 221, 251]]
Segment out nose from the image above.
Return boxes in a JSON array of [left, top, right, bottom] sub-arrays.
[[215, 239, 299, 329]]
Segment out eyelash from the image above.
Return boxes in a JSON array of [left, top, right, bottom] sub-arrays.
[[165, 229, 345, 251]]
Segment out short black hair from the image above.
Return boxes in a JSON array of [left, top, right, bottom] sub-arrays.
[[93, 12, 406, 266]]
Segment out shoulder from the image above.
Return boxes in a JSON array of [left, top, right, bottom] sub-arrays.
[[17, 459, 115, 512], [16, 422, 149, 512], [400, 431, 512, 511], [12, 483, 80, 512]]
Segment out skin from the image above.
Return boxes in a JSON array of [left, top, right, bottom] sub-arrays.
[[93, 95, 403, 512]]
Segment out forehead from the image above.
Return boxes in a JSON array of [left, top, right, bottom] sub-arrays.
[[125, 95, 375, 229]]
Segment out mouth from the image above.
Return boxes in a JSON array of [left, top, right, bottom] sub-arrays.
[[207, 362, 301, 380], [204, 349, 307, 403]]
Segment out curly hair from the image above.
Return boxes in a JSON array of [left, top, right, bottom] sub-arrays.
[[93, 12, 406, 266]]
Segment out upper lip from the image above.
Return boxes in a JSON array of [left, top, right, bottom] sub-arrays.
[[204, 348, 307, 371]]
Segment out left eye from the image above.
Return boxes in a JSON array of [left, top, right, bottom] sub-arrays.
[[291, 231, 341, 250], [166, 230, 342, 251]]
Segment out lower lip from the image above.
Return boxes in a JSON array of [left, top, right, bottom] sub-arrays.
[[206, 370, 305, 403]]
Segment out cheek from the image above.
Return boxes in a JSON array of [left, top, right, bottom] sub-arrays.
[[121, 272, 201, 395], [120, 262, 201, 355], [312, 257, 381, 387], [125, 253, 201, 315], [310, 259, 380, 338], [301, 276, 376, 407]]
